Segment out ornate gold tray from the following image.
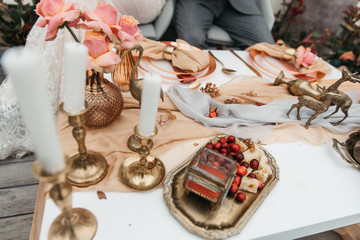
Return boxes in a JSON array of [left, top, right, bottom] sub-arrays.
[[163, 140, 280, 239]]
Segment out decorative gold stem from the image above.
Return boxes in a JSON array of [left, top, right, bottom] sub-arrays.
[[72, 125, 87, 160]]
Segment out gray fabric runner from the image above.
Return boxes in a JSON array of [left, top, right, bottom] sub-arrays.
[[167, 83, 360, 139]]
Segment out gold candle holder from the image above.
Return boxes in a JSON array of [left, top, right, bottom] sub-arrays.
[[32, 160, 97, 240], [59, 102, 108, 187], [119, 125, 166, 191], [127, 132, 153, 152]]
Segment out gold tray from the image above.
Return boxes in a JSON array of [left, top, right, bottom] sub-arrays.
[[163, 140, 280, 239]]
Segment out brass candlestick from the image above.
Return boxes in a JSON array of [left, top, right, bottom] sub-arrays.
[[32, 160, 97, 240], [127, 132, 153, 152], [59, 102, 108, 187], [119, 125, 166, 191]]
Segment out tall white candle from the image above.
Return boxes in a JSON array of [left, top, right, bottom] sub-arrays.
[[138, 73, 162, 137], [63, 42, 88, 114], [1, 47, 65, 175]]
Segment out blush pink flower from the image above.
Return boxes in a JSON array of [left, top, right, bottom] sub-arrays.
[[114, 15, 143, 49], [295, 46, 316, 68], [36, 0, 81, 41], [77, 2, 120, 43], [83, 31, 121, 73], [339, 51, 355, 61]]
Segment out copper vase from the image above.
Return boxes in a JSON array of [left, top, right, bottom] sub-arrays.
[[112, 48, 138, 92], [85, 70, 124, 128]]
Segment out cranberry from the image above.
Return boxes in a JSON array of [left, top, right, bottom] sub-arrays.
[[250, 159, 259, 169], [229, 184, 238, 196], [227, 135, 236, 143], [237, 166, 247, 177], [221, 142, 229, 149], [236, 192, 246, 202], [248, 173, 256, 179], [258, 180, 263, 189], [206, 143, 214, 149], [240, 162, 249, 168], [209, 112, 217, 118], [219, 137, 227, 144], [213, 149, 219, 153], [231, 143, 240, 152], [213, 142, 221, 149], [232, 175, 241, 186], [220, 148, 228, 154], [234, 152, 244, 162]]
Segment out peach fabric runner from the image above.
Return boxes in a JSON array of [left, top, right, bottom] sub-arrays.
[[30, 76, 360, 240]]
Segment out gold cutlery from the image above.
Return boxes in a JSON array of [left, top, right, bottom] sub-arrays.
[[230, 50, 262, 78], [209, 51, 237, 74]]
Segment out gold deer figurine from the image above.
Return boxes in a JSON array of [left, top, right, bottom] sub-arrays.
[[284, 69, 360, 128]]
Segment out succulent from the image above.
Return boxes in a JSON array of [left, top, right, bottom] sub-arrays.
[[0, 0, 39, 46]]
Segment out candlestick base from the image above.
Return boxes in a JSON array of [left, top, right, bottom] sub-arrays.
[[66, 152, 108, 187], [119, 154, 165, 191], [32, 160, 97, 240], [48, 208, 97, 240], [127, 134, 153, 152]]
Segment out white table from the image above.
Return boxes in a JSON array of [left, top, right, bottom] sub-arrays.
[[40, 51, 360, 240]]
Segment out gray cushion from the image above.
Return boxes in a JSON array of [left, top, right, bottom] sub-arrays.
[[139, 24, 157, 40], [207, 25, 234, 45]]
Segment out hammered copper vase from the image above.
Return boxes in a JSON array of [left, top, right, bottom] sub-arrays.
[[111, 48, 138, 92], [85, 70, 124, 128]]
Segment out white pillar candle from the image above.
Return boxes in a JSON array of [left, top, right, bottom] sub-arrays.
[[1, 47, 65, 175], [63, 42, 88, 114], [138, 73, 162, 137]]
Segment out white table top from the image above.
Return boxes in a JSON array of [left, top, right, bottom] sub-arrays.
[[40, 51, 359, 240]]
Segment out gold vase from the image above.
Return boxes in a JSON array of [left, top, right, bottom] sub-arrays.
[[112, 48, 138, 92], [85, 70, 124, 128]]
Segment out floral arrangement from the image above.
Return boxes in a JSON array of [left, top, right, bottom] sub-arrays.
[[271, 0, 315, 49], [0, 0, 39, 46], [35, 0, 143, 73], [318, 1, 360, 72]]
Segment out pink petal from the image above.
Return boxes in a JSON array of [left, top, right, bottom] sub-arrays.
[[78, 21, 119, 43], [39, 0, 64, 17], [82, 6, 102, 22], [94, 51, 121, 73], [94, 2, 118, 26]]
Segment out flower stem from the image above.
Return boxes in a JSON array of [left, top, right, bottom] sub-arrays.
[[64, 22, 80, 43]]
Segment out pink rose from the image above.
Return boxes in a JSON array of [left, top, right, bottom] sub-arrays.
[[83, 31, 120, 73], [36, 0, 81, 41], [77, 2, 120, 43], [295, 46, 316, 68], [339, 51, 355, 61], [114, 15, 143, 49]]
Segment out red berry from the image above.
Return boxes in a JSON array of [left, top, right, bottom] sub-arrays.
[[237, 166, 247, 177], [227, 135, 236, 143], [234, 152, 244, 162], [221, 142, 229, 149], [213, 149, 219, 152], [236, 192, 246, 202], [248, 173, 256, 179], [220, 148, 228, 154], [219, 137, 227, 144], [231, 143, 240, 152], [232, 176, 241, 186], [258, 180, 263, 189], [229, 184, 238, 196], [213, 142, 221, 149], [250, 159, 259, 169], [240, 162, 249, 168], [206, 143, 213, 149], [209, 112, 218, 118]]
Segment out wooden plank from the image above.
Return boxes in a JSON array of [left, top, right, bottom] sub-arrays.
[[0, 214, 33, 240], [0, 153, 35, 165], [0, 161, 38, 188], [0, 184, 38, 217]]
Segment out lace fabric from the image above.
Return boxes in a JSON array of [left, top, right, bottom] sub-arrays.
[[0, 0, 119, 160]]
